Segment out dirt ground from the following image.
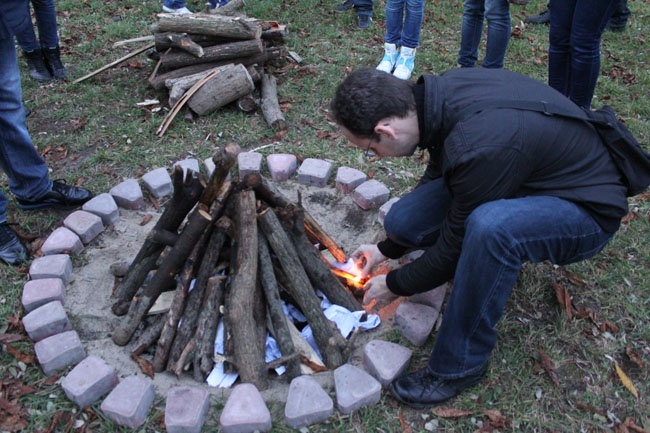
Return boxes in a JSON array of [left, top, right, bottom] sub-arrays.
[[64, 181, 390, 401]]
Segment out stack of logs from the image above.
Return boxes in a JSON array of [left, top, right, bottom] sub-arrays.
[[148, 7, 288, 132], [110, 144, 363, 390]]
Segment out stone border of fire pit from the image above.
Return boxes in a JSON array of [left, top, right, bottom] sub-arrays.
[[20, 153, 447, 431]]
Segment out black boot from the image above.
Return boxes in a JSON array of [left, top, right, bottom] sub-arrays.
[[23, 49, 52, 82], [42, 46, 68, 80]]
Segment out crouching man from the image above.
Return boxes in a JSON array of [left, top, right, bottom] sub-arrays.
[[330, 67, 628, 408]]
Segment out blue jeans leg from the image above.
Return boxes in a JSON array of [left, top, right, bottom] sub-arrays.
[[482, 0, 510, 68], [427, 196, 614, 378], [0, 34, 51, 223], [458, 0, 485, 67], [384, 0, 425, 48], [163, 0, 187, 9], [353, 0, 374, 17], [384, 0, 405, 45]]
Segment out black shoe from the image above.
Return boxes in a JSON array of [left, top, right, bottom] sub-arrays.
[[0, 223, 28, 265], [524, 8, 550, 25], [388, 364, 488, 409], [357, 14, 372, 29], [23, 49, 53, 82], [42, 46, 68, 80], [16, 180, 93, 210], [607, 20, 627, 32], [335, 0, 354, 12]]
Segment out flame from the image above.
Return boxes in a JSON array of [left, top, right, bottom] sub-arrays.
[[328, 259, 367, 289]]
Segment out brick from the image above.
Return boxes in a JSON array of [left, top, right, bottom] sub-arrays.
[[41, 227, 83, 256], [334, 364, 381, 414], [61, 355, 119, 408], [394, 301, 438, 346], [363, 340, 412, 386], [266, 154, 297, 181], [284, 375, 333, 429], [220, 383, 272, 433], [82, 193, 120, 225], [100, 376, 155, 429], [408, 283, 448, 311], [297, 158, 332, 187], [22, 300, 72, 342], [165, 386, 210, 433], [29, 254, 73, 284], [109, 179, 145, 210], [63, 210, 104, 244], [142, 167, 173, 198], [237, 151, 263, 178], [173, 158, 201, 177], [34, 330, 85, 376], [335, 166, 367, 194], [21, 278, 66, 312], [352, 179, 390, 210], [378, 197, 400, 225]]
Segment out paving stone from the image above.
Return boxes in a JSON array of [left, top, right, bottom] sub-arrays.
[[34, 330, 85, 376], [63, 210, 104, 244], [297, 158, 332, 187], [165, 386, 210, 433], [394, 301, 438, 346], [266, 153, 297, 181], [333, 363, 382, 414], [284, 375, 334, 429], [22, 300, 72, 342], [101, 375, 155, 429], [82, 193, 120, 225], [353, 179, 390, 210], [237, 151, 263, 178], [142, 167, 173, 198], [41, 227, 83, 256], [173, 158, 201, 177], [110, 179, 145, 210], [408, 283, 448, 311], [21, 278, 66, 312], [29, 254, 73, 284], [363, 340, 412, 386], [335, 166, 367, 194], [220, 383, 272, 433], [378, 197, 400, 225], [61, 355, 119, 408]]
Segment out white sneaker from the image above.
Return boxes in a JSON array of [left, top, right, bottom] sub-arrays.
[[162, 5, 193, 13], [393, 47, 416, 80], [376, 43, 399, 74]]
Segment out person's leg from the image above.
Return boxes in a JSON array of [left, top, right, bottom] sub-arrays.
[[481, 0, 510, 68], [400, 0, 425, 48], [384, 0, 405, 44], [427, 196, 613, 379], [30, 0, 59, 48], [457, 0, 485, 68], [353, 0, 374, 28], [548, 0, 576, 97], [14, 1, 40, 52]]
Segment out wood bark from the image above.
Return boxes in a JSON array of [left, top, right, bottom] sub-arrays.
[[159, 39, 263, 70], [166, 65, 231, 106], [236, 94, 258, 113], [155, 13, 262, 40], [192, 275, 227, 381], [187, 63, 255, 116], [260, 73, 286, 132], [209, 0, 245, 15], [154, 32, 204, 57], [130, 315, 165, 357]]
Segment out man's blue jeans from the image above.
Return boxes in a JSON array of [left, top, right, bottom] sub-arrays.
[[548, 0, 616, 108], [457, 0, 510, 68], [163, 0, 187, 9], [14, 0, 59, 52], [0, 33, 51, 224], [384, 0, 425, 49], [353, 0, 374, 17], [384, 178, 614, 378]]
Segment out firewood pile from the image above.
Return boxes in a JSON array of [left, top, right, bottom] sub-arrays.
[[109, 145, 364, 390], [147, 4, 290, 136]]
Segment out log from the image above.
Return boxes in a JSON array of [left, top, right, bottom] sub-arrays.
[[224, 190, 268, 389], [156, 13, 262, 40], [186, 63, 255, 116], [165, 65, 231, 106], [257, 208, 345, 368], [201, 143, 240, 207], [154, 32, 204, 57], [209, 0, 245, 15], [192, 275, 227, 381], [159, 38, 263, 71], [236, 94, 258, 113], [131, 315, 165, 357], [260, 73, 286, 131]]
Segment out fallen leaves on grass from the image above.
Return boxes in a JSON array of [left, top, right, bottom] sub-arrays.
[[432, 407, 511, 431], [399, 409, 413, 433], [614, 417, 650, 433], [614, 361, 639, 398], [537, 348, 560, 386], [3, 343, 36, 365], [626, 345, 645, 369], [131, 353, 155, 378]]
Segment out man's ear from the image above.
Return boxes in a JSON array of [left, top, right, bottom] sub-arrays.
[[374, 122, 397, 139]]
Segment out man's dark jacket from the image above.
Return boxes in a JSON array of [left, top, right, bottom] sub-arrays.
[[380, 68, 629, 296]]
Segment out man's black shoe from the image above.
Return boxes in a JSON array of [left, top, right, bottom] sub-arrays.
[[524, 8, 550, 25], [335, 0, 354, 12], [388, 364, 488, 409], [607, 21, 627, 32], [16, 180, 93, 210], [0, 223, 28, 265], [357, 14, 372, 29]]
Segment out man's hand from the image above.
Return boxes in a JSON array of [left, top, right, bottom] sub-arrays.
[[351, 244, 387, 278], [362, 274, 398, 305]]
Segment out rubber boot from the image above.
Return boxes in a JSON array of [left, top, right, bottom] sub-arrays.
[[42, 46, 68, 80], [23, 49, 52, 82]]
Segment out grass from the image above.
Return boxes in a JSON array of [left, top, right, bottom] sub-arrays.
[[1, 0, 649, 431]]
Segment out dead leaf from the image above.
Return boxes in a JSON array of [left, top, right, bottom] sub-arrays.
[[552, 280, 574, 321], [565, 272, 586, 287], [0, 334, 25, 345], [139, 214, 153, 226], [299, 355, 328, 373], [432, 407, 473, 418], [614, 417, 650, 433], [398, 410, 413, 433], [626, 345, 645, 369], [614, 361, 639, 398], [480, 410, 510, 429], [130, 353, 155, 378], [537, 348, 560, 386], [4, 343, 36, 365]]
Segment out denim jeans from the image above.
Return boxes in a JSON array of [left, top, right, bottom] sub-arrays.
[[457, 0, 510, 68], [353, 0, 374, 17], [163, 0, 187, 9], [384, 179, 614, 378], [14, 0, 59, 52], [384, 0, 425, 49], [0, 32, 51, 223], [548, 0, 616, 108]]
